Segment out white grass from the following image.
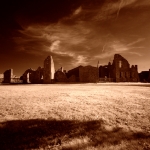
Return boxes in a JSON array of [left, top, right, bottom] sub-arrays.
[[0, 83, 150, 149]]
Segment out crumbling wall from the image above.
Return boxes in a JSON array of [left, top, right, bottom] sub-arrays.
[[67, 66, 81, 79], [149, 69, 150, 82], [79, 66, 99, 83], [67, 75, 77, 82], [99, 62, 113, 78], [0, 74, 4, 83], [66, 66, 82, 82], [43, 56, 55, 83], [112, 54, 139, 82], [34, 67, 44, 84], [54, 71, 67, 82], [3, 69, 13, 83], [139, 70, 150, 82], [22, 69, 34, 83], [22, 67, 44, 84]]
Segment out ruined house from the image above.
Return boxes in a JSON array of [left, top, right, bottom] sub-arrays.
[[139, 69, 150, 82], [67, 66, 81, 82], [3, 69, 13, 83], [21, 67, 44, 84], [21, 55, 55, 84], [99, 54, 139, 82], [2, 69, 22, 83], [54, 71, 67, 82], [79, 66, 99, 83], [0, 74, 4, 83], [67, 65, 99, 83], [43, 56, 55, 83]]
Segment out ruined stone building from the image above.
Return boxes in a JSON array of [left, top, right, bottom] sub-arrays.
[[21, 67, 44, 84], [1, 54, 148, 84], [0, 69, 22, 83], [43, 56, 55, 83], [55, 71, 67, 82], [21, 55, 55, 84], [3, 69, 13, 83], [66, 65, 99, 83], [99, 54, 139, 82], [139, 69, 150, 82], [79, 66, 99, 82], [67, 66, 81, 82], [0, 74, 4, 83]]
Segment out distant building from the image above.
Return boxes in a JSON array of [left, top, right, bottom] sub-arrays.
[[1, 54, 147, 84], [3, 69, 13, 83], [54, 71, 67, 82], [99, 54, 139, 82], [0, 74, 4, 83], [67, 66, 81, 82], [21, 67, 44, 84], [2, 69, 22, 83], [21, 55, 55, 84], [139, 69, 150, 82], [43, 56, 55, 84], [79, 66, 99, 83], [67, 65, 99, 83]]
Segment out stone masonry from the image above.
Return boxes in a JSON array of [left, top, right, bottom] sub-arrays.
[[0, 74, 4, 83], [43, 56, 55, 83], [79, 66, 99, 83], [3, 69, 13, 83], [99, 54, 139, 82]]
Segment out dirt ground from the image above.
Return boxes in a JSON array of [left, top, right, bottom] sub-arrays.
[[0, 83, 150, 150]]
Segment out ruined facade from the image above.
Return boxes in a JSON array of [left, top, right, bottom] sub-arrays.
[[0, 74, 4, 83], [1, 69, 22, 83], [79, 66, 99, 83], [21, 55, 55, 84], [139, 69, 150, 82], [67, 66, 81, 82], [1, 54, 146, 84], [66, 65, 99, 83], [54, 71, 67, 82], [22, 67, 44, 84], [3, 69, 13, 83], [99, 54, 139, 82], [43, 56, 55, 84]]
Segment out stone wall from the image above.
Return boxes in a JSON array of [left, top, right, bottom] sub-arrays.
[[99, 62, 113, 78], [3, 69, 13, 83], [67, 66, 82, 79], [139, 70, 150, 82], [22, 67, 44, 84], [79, 66, 99, 83], [149, 69, 150, 82], [112, 54, 139, 82], [66, 66, 82, 82], [0, 74, 4, 83], [43, 56, 55, 84], [54, 71, 67, 82], [99, 54, 139, 82]]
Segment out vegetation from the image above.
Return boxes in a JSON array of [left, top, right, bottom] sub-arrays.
[[0, 83, 150, 149]]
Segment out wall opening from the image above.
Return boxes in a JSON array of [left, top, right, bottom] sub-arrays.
[[119, 61, 122, 68]]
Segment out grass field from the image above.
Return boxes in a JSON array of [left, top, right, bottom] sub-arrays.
[[0, 83, 150, 150]]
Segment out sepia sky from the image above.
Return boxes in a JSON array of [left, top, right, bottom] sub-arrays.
[[0, 0, 150, 76]]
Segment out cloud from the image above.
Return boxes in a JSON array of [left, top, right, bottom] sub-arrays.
[[127, 38, 145, 46], [50, 40, 61, 52], [73, 6, 82, 16], [128, 52, 142, 56], [11, 0, 150, 72], [76, 55, 87, 66], [91, 0, 138, 21]]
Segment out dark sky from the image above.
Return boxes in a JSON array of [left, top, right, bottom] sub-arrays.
[[0, 0, 150, 76]]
